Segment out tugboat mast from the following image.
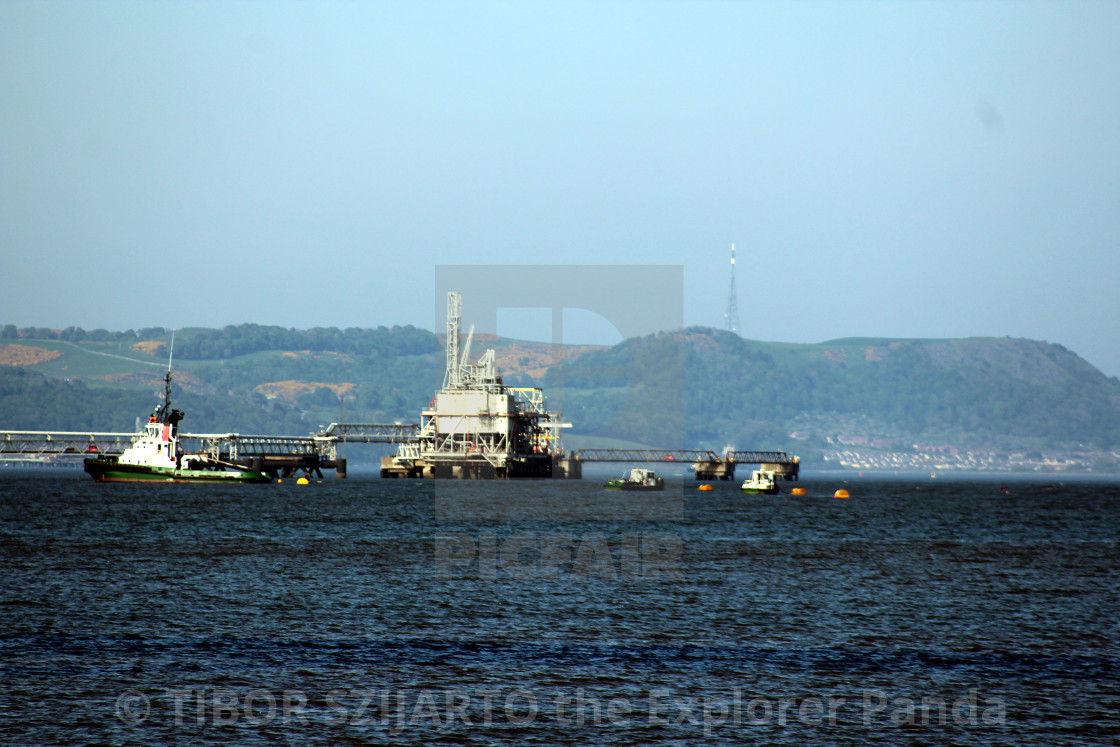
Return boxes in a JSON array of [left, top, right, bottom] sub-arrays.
[[154, 331, 176, 423]]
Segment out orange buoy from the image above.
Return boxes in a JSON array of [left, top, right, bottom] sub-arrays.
[[698, 484, 714, 491], [833, 489, 850, 499], [792, 487, 808, 496]]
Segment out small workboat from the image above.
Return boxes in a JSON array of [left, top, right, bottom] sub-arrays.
[[740, 469, 779, 495], [605, 467, 665, 491]]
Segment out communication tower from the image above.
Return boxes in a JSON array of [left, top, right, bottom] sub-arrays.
[[725, 244, 740, 335]]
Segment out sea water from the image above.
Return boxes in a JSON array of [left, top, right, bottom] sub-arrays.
[[1, 469, 1117, 745]]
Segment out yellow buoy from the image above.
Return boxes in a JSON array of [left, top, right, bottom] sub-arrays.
[[297, 477, 310, 485], [833, 489, 850, 499], [792, 487, 808, 496], [698, 484, 714, 492]]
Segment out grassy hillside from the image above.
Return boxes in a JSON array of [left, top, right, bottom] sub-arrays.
[[0, 340, 164, 379]]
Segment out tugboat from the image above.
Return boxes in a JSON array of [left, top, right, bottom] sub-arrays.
[[84, 365, 271, 484], [604, 467, 665, 491], [740, 469, 779, 495]]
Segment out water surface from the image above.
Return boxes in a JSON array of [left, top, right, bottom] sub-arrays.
[[2, 470, 1117, 744]]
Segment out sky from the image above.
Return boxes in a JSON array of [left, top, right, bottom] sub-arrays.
[[3, 1, 1119, 375]]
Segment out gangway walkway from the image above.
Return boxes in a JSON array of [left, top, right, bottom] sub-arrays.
[[574, 448, 796, 464], [1, 424, 421, 459], [320, 423, 420, 443]]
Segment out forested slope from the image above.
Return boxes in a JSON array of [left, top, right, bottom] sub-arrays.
[[552, 329, 1120, 452]]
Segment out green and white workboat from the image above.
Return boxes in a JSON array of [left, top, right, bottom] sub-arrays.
[[84, 367, 271, 484], [740, 469, 779, 495], [604, 467, 665, 491]]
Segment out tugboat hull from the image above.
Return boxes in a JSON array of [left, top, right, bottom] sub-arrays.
[[84, 457, 271, 484]]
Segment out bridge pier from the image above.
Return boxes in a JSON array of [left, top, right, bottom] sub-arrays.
[[763, 459, 799, 481], [553, 455, 582, 479], [692, 460, 736, 480]]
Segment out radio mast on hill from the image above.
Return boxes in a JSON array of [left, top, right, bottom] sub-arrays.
[[725, 244, 740, 335]]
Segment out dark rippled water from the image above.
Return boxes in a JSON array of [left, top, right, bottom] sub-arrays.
[[2, 469, 1118, 745]]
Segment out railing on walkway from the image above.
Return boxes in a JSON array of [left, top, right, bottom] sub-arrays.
[[1, 423, 422, 461], [573, 449, 796, 464]]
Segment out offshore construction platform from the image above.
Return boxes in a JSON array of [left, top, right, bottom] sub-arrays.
[[379, 292, 579, 479]]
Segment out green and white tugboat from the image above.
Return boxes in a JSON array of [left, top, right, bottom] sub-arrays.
[[740, 469, 779, 495], [84, 361, 271, 484], [604, 467, 665, 491]]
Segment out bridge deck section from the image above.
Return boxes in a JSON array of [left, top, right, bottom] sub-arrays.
[[574, 448, 796, 464], [1, 423, 421, 459]]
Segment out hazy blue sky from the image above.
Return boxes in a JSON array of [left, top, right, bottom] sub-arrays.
[[3, 1, 1119, 375]]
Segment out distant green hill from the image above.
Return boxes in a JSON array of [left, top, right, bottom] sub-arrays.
[[549, 328, 1120, 456], [3, 324, 1119, 469]]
